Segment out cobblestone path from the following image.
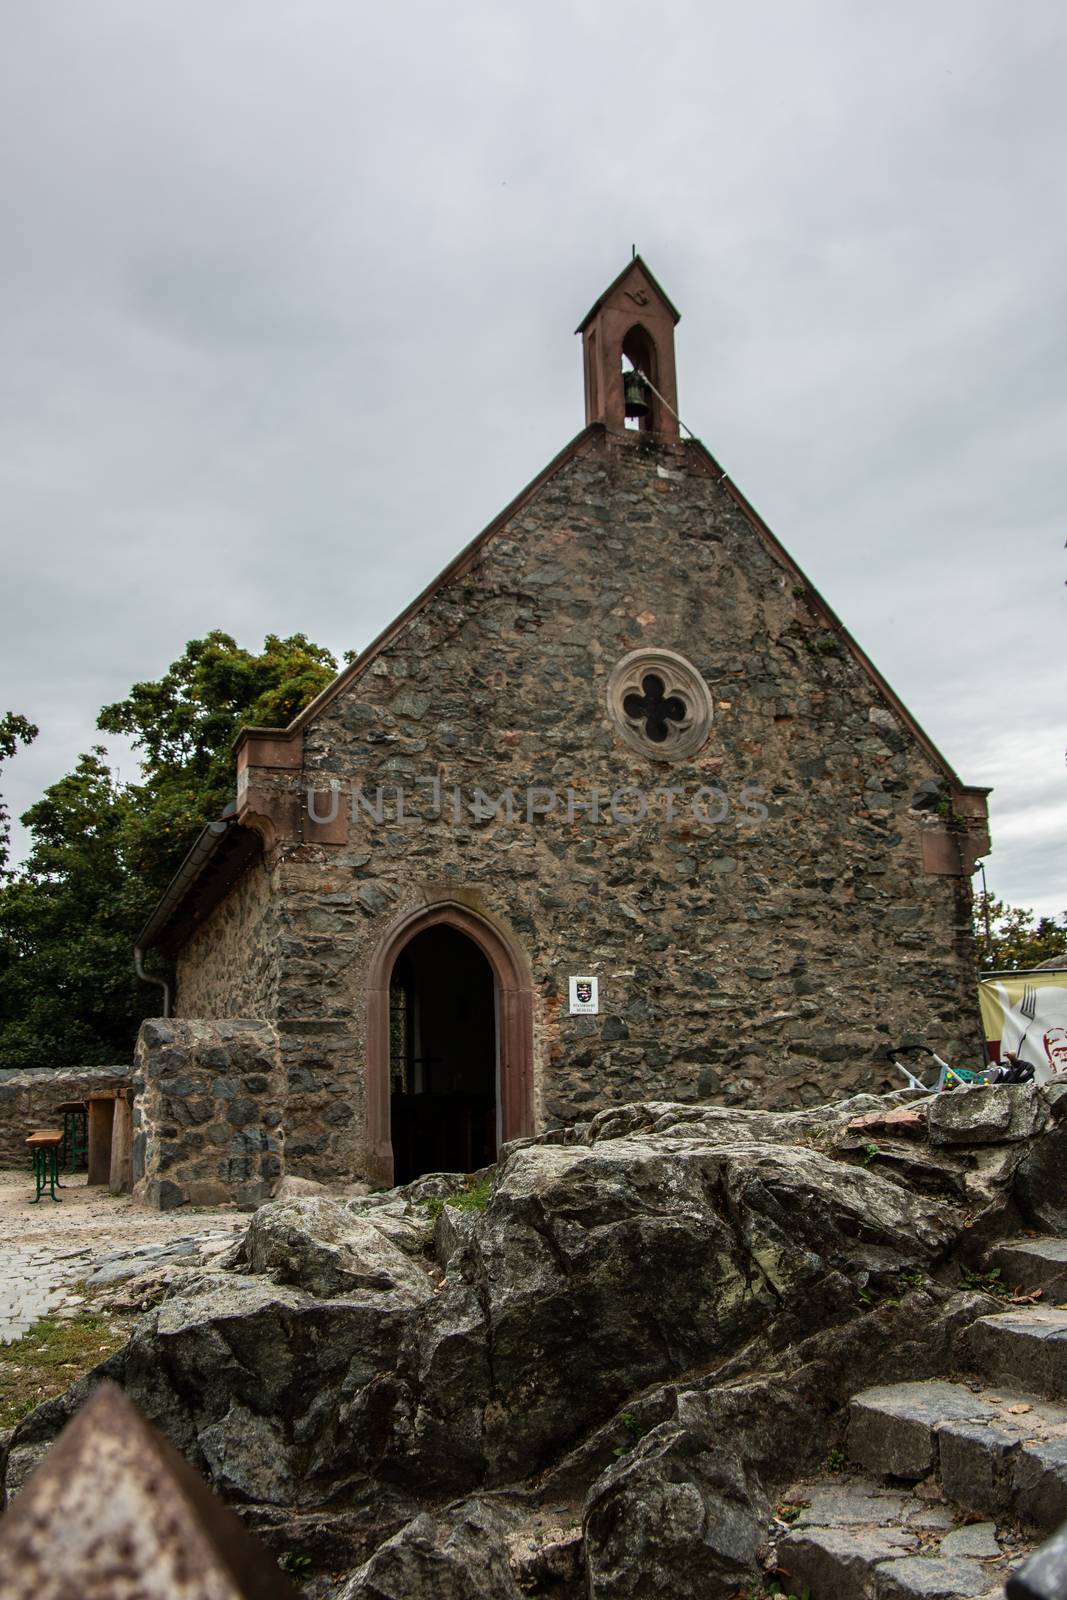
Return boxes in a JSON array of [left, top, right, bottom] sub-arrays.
[[0, 1169, 246, 1344]]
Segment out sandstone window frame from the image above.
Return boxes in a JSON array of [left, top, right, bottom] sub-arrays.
[[607, 647, 713, 762]]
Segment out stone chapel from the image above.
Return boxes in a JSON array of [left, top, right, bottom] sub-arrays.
[[134, 258, 990, 1200]]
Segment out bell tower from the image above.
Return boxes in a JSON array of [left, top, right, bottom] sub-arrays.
[[576, 256, 681, 439]]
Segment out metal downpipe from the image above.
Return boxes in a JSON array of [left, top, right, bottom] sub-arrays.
[[134, 946, 171, 1019]]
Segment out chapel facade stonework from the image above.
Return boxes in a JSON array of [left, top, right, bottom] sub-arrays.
[[140, 259, 989, 1192]]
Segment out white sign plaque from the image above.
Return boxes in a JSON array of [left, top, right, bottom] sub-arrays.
[[569, 976, 599, 1015]]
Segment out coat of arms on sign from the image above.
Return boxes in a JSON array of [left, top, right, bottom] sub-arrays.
[[569, 976, 599, 1015]]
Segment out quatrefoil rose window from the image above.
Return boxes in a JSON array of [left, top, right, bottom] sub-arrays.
[[607, 648, 714, 762]]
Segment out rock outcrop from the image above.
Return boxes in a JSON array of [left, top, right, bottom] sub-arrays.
[[4, 1081, 1066, 1597]]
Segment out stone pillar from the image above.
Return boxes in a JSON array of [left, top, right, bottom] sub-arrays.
[[133, 1018, 283, 1210]]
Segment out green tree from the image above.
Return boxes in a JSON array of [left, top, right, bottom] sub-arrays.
[[0, 633, 337, 1071], [97, 630, 337, 887], [0, 751, 141, 1067], [974, 893, 1067, 971], [0, 712, 38, 878]]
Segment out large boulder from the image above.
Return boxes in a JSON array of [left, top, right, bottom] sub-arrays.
[[232, 1195, 434, 1301], [1014, 1121, 1067, 1232], [2, 1272, 418, 1511], [583, 1412, 767, 1599], [388, 1135, 956, 1488], [337, 1499, 524, 1600], [570, 1092, 926, 1149], [576, 1281, 989, 1600], [6, 1087, 1050, 1596], [927, 1083, 1048, 1146]]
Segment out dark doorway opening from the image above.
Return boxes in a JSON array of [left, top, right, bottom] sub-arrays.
[[388, 924, 498, 1184]]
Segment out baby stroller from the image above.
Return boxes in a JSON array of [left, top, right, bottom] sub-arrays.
[[892, 1044, 1033, 1093]]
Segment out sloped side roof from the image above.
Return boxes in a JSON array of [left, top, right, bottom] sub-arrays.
[[233, 424, 604, 750], [685, 437, 984, 797]]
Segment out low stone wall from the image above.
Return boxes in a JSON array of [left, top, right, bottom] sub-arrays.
[[0, 1066, 131, 1168], [132, 1018, 283, 1210]]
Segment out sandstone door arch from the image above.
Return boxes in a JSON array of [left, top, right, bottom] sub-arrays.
[[365, 901, 534, 1187]]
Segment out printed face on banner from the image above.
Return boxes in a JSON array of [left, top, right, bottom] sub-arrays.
[[1044, 1027, 1067, 1076], [569, 976, 599, 1015]]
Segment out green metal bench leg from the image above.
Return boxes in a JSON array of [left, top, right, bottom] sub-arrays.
[[30, 1146, 62, 1203]]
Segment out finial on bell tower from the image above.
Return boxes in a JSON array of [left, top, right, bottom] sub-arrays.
[[575, 256, 681, 439]]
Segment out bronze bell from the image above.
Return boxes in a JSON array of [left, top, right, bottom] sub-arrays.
[[623, 370, 650, 419]]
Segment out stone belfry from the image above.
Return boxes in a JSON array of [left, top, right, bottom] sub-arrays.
[[576, 254, 681, 438]]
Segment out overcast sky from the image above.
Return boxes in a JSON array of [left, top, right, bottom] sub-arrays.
[[2, 0, 1064, 916]]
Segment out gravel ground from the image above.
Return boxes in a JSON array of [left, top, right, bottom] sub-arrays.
[[0, 1168, 247, 1343]]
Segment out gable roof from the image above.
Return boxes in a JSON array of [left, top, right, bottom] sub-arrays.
[[232, 426, 981, 801], [575, 254, 681, 333], [141, 425, 989, 953]]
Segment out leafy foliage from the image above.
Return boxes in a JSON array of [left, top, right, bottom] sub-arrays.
[[612, 1409, 649, 1457], [448, 1174, 494, 1211], [0, 712, 38, 878], [0, 751, 142, 1067], [97, 630, 337, 890], [0, 633, 337, 1071], [974, 893, 1067, 971], [959, 1264, 1010, 1297]]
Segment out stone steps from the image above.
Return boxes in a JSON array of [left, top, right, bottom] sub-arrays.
[[777, 1254, 1067, 1596], [964, 1309, 1067, 1403], [848, 1375, 1067, 1529], [986, 1238, 1067, 1304], [775, 1474, 1027, 1599]]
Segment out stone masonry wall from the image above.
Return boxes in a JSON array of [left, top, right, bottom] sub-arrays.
[[173, 861, 357, 1182], [183, 429, 986, 1182], [132, 1019, 283, 1209], [175, 857, 278, 1018], [0, 1066, 131, 1168]]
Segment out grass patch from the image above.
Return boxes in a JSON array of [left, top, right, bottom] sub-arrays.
[[448, 1175, 493, 1212], [422, 1174, 494, 1221], [0, 1312, 131, 1431]]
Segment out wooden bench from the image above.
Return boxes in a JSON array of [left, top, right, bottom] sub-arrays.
[[26, 1129, 64, 1203]]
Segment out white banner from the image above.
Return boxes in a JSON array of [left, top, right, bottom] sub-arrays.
[[978, 971, 1067, 1082]]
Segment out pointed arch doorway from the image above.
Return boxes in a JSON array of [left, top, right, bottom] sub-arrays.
[[365, 902, 534, 1188]]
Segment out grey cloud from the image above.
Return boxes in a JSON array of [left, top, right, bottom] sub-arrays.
[[1, 0, 1064, 916]]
